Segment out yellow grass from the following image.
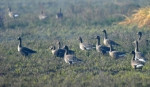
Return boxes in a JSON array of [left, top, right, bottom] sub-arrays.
[[119, 6, 150, 28]]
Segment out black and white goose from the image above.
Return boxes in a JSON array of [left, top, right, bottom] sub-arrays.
[[56, 8, 63, 19], [18, 37, 36, 56], [78, 37, 95, 50], [50, 46, 65, 58], [64, 46, 82, 65], [133, 40, 146, 63], [131, 51, 144, 70], [108, 44, 126, 59], [39, 11, 47, 20], [8, 7, 19, 18], [102, 30, 120, 46], [94, 36, 110, 54]]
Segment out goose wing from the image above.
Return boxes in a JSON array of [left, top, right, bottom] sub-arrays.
[[106, 39, 120, 46], [21, 47, 37, 53]]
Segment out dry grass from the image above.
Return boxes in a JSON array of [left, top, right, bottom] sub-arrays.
[[119, 6, 150, 28]]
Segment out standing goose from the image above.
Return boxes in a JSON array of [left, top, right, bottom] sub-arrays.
[[131, 51, 144, 70], [8, 7, 19, 18], [78, 37, 95, 50], [50, 46, 65, 58], [94, 36, 110, 54], [18, 37, 36, 56], [108, 44, 126, 59], [64, 45, 82, 65], [102, 30, 120, 46], [56, 8, 63, 19], [39, 11, 47, 20], [133, 40, 146, 63]]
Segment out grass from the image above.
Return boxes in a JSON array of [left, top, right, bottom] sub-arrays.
[[0, 0, 150, 87]]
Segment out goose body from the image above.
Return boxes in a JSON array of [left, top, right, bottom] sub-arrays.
[[39, 11, 47, 20], [95, 36, 110, 54], [109, 44, 126, 59], [18, 37, 36, 56], [131, 51, 144, 69], [64, 46, 82, 65], [133, 40, 146, 63], [78, 37, 95, 50], [56, 8, 63, 19], [50, 46, 65, 58], [102, 30, 120, 46]]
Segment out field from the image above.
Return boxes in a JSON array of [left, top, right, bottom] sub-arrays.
[[0, 0, 150, 87]]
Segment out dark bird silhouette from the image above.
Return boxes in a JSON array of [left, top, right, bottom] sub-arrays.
[[102, 30, 120, 46], [17, 37, 36, 56]]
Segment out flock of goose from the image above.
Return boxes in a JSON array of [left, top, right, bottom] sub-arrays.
[[17, 28, 149, 70], [8, 6, 149, 70], [7, 7, 63, 20]]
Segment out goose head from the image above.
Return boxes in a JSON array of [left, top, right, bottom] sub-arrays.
[[94, 36, 100, 39], [137, 32, 142, 40], [102, 30, 106, 33], [50, 46, 56, 50], [133, 40, 137, 44], [7, 7, 11, 12], [130, 51, 135, 55], [18, 37, 21, 40]]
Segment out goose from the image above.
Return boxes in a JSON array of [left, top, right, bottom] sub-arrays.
[[94, 36, 110, 54], [57, 41, 75, 55], [108, 44, 126, 59], [8, 7, 19, 18], [133, 40, 146, 63], [102, 30, 120, 46], [50, 46, 65, 58], [56, 8, 63, 19], [78, 37, 95, 50], [18, 37, 36, 56], [131, 51, 144, 70], [64, 45, 82, 65], [39, 11, 47, 20]]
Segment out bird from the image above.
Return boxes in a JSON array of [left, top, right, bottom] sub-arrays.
[[50, 45, 65, 58], [64, 45, 82, 65], [131, 51, 144, 70], [102, 30, 120, 46], [39, 11, 47, 20], [78, 37, 95, 51], [108, 44, 126, 59], [133, 40, 146, 63], [7, 7, 19, 18], [56, 8, 63, 19], [57, 41, 75, 55], [17, 37, 36, 56], [94, 36, 110, 54]]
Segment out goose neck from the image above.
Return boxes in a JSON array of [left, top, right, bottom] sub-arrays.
[[104, 32, 108, 39], [109, 45, 113, 52], [79, 38, 83, 43], [18, 39, 22, 47], [97, 38, 100, 45], [135, 41, 139, 52]]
